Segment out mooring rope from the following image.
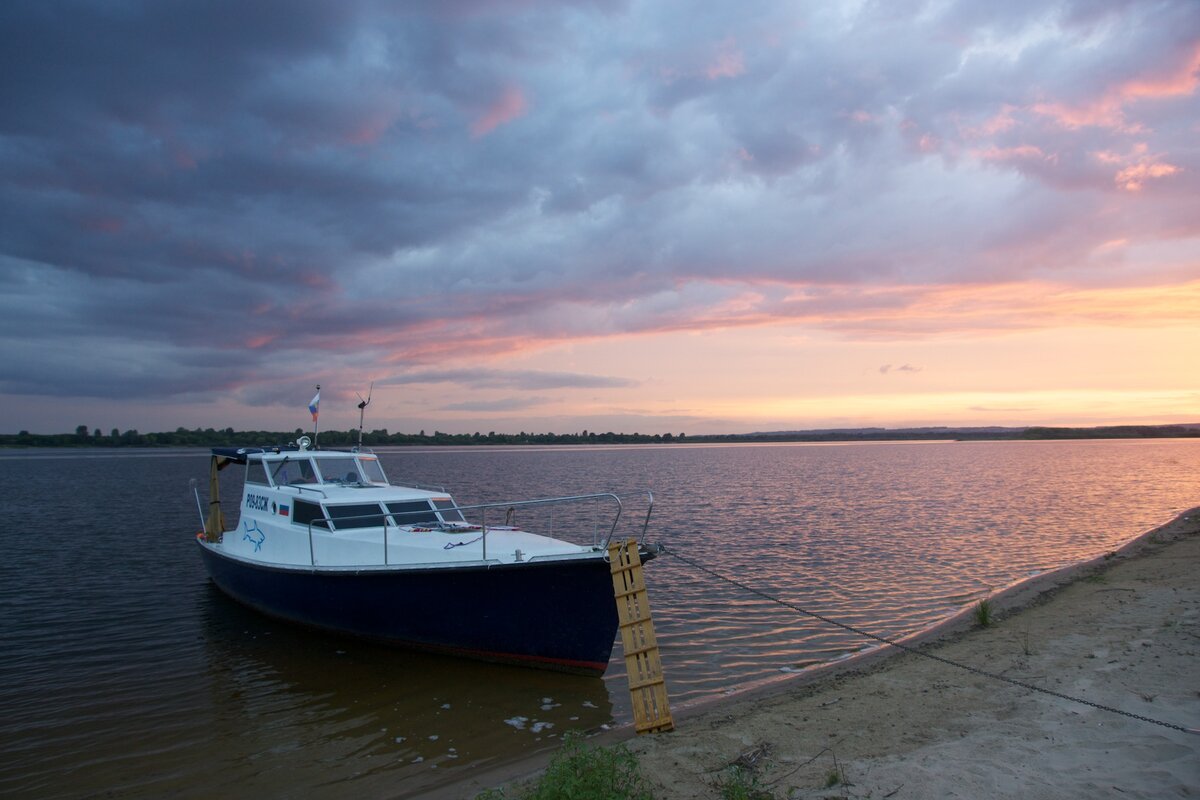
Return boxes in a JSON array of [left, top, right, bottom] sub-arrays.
[[661, 546, 1198, 736]]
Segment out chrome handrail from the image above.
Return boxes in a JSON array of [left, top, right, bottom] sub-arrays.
[[282, 484, 329, 497], [300, 490, 655, 566], [453, 490, 656, 555], [388, 479, 448, 493], [450, 492, 622, 548]]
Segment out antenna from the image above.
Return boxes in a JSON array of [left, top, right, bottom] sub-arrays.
[[311, 383, 321, 450], [356, 381, 373, 449]]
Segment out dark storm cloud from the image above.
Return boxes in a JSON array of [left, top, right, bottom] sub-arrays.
[[0, 1, 355, 136]]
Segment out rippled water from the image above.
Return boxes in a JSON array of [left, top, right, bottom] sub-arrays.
[[1, 440, 1197, 798]]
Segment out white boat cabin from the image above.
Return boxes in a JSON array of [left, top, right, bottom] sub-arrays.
[[203, 444, 606, 569]]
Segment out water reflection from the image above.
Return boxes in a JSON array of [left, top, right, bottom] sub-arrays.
[[195, 586, 614, 799], [1, 441, 1197, 799]]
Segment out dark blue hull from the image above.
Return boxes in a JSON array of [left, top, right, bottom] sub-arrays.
[[197, 542, 634, 674]]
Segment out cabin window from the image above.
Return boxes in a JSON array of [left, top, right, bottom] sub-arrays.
[[292, 500, 327, 528], [359, 457, 387, 484], [433, 498, 465, 522], [271, 458, 317, 486], [314, 456, 362, 485], [385, 500, 438, 525], [245, 459, 269, 485], [326, 503, 386, 530]]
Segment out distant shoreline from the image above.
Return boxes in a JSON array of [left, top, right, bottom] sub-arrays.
[[2, 423, 1199, 449]]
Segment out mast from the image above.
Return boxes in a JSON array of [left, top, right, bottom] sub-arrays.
[[356, 382, 373, 449], [309, 384, 321, 449]]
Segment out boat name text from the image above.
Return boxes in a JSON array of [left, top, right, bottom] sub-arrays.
[[245, 493, 270, 511]]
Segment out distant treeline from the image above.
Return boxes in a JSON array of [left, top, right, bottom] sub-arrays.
[[1021, 425, 1200, 440], [0, 425, 687, 448], [2, 423, 1198, 449], [684, 424, 1200, 443]]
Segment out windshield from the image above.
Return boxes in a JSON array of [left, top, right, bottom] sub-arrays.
[[271, 458, 317, 486], [358, 456, 387, 484], [314, 456, 362, 485]]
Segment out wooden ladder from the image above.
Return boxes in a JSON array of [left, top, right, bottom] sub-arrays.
[[608, 538, 674, 734]]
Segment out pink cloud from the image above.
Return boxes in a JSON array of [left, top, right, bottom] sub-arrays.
[[343, 112, 397, 146], [1117, 42, 1200, 101], [471, 85, 529, 138], [1093, 144, 1181, 191], [299, 271, 334, 290], [1030, 98, 1136, 132], [244, 334, 276, 349], [1029, 43, 1200, 133], [705, 39, 745, 80], [976, 144, 1056, 164], [1114, 161, 1181, 192], [974, 105, 1018, 137]]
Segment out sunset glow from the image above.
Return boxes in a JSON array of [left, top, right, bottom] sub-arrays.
[[1, 2, 1197, 435]]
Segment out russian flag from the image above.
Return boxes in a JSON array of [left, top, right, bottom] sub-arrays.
[[308, 389, 320, 423], [278, 504, 290, 517]]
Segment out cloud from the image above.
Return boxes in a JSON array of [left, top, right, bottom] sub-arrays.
[[1, 0, 1197, 422], [879, 364, 923, 375], [470, 85, 529, 137], [705, 39, 746, 80], [381, 369, 638, 391], [1101, 148, 1183, 192], [439, 395, 551, 412]]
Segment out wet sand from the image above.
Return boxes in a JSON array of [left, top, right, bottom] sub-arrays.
[[446, 507, 1200, 799]]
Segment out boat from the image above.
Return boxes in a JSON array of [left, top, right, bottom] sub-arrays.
[[192, 437, 658, 675]]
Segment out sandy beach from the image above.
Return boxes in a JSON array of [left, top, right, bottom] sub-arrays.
[[451, 508, 1200, 799]]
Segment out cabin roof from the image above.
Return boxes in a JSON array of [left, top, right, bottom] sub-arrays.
[[212, 446, 385, 464], [211, 446, 297, 464]]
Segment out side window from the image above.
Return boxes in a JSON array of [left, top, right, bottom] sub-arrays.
[[385, 501, 438, 525], [433, 498, 465, 522], [326, 504, 385, 530], [245, 460, 269, 485], [292, 500, 326, 528]]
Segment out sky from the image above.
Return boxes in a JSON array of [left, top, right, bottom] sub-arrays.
[[1, 0, 1198, 436]]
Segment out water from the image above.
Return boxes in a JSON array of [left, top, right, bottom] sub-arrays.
[[1, 440, 1197, 798]]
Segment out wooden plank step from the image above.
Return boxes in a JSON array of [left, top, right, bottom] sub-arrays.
[[619, 640, 660, 658], [609, 538, 674, 734]]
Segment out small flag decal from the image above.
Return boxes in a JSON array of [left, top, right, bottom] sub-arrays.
[[279, 504, 290, 516]]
